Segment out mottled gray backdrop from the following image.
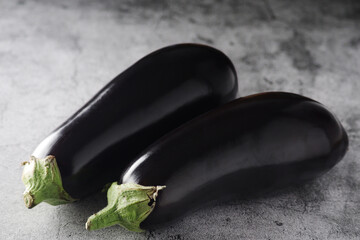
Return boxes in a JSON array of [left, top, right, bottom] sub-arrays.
[[0, 0, 359, 239]]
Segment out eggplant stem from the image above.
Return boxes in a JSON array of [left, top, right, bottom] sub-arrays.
[[21, 155, 76, 208], [86, 182, 165, 232]]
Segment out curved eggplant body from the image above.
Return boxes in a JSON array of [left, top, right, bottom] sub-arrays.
[[120, 92, 348, 228], [27, 44, 238, 201]]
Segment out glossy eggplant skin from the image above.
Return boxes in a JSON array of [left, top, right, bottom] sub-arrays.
[[32, 44, 238, 198], [120, 92, 348, 228]]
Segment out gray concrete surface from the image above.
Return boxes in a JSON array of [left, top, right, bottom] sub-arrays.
[[0, 0, 359, 239]]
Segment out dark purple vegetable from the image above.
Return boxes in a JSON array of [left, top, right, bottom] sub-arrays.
[[86, 92, 348, 232], [21, 44, 238, 208]]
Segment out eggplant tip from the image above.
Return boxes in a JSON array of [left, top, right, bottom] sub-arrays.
[[85, 182, 165, 232], [21, 155, 76, 208]]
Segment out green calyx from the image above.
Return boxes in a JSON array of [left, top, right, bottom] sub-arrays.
[[86, 182, 166, 232], [21, 155, 76, 208]]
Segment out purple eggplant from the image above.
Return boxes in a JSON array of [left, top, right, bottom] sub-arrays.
[[21, 44, 238, 208], [86, 92, 348, 232]]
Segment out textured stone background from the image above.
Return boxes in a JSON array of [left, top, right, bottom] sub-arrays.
[[0, 0, 359, 239]]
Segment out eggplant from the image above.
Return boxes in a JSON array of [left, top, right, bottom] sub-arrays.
[[86, 92, 348, 232], [21, 44, 238, 208]]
